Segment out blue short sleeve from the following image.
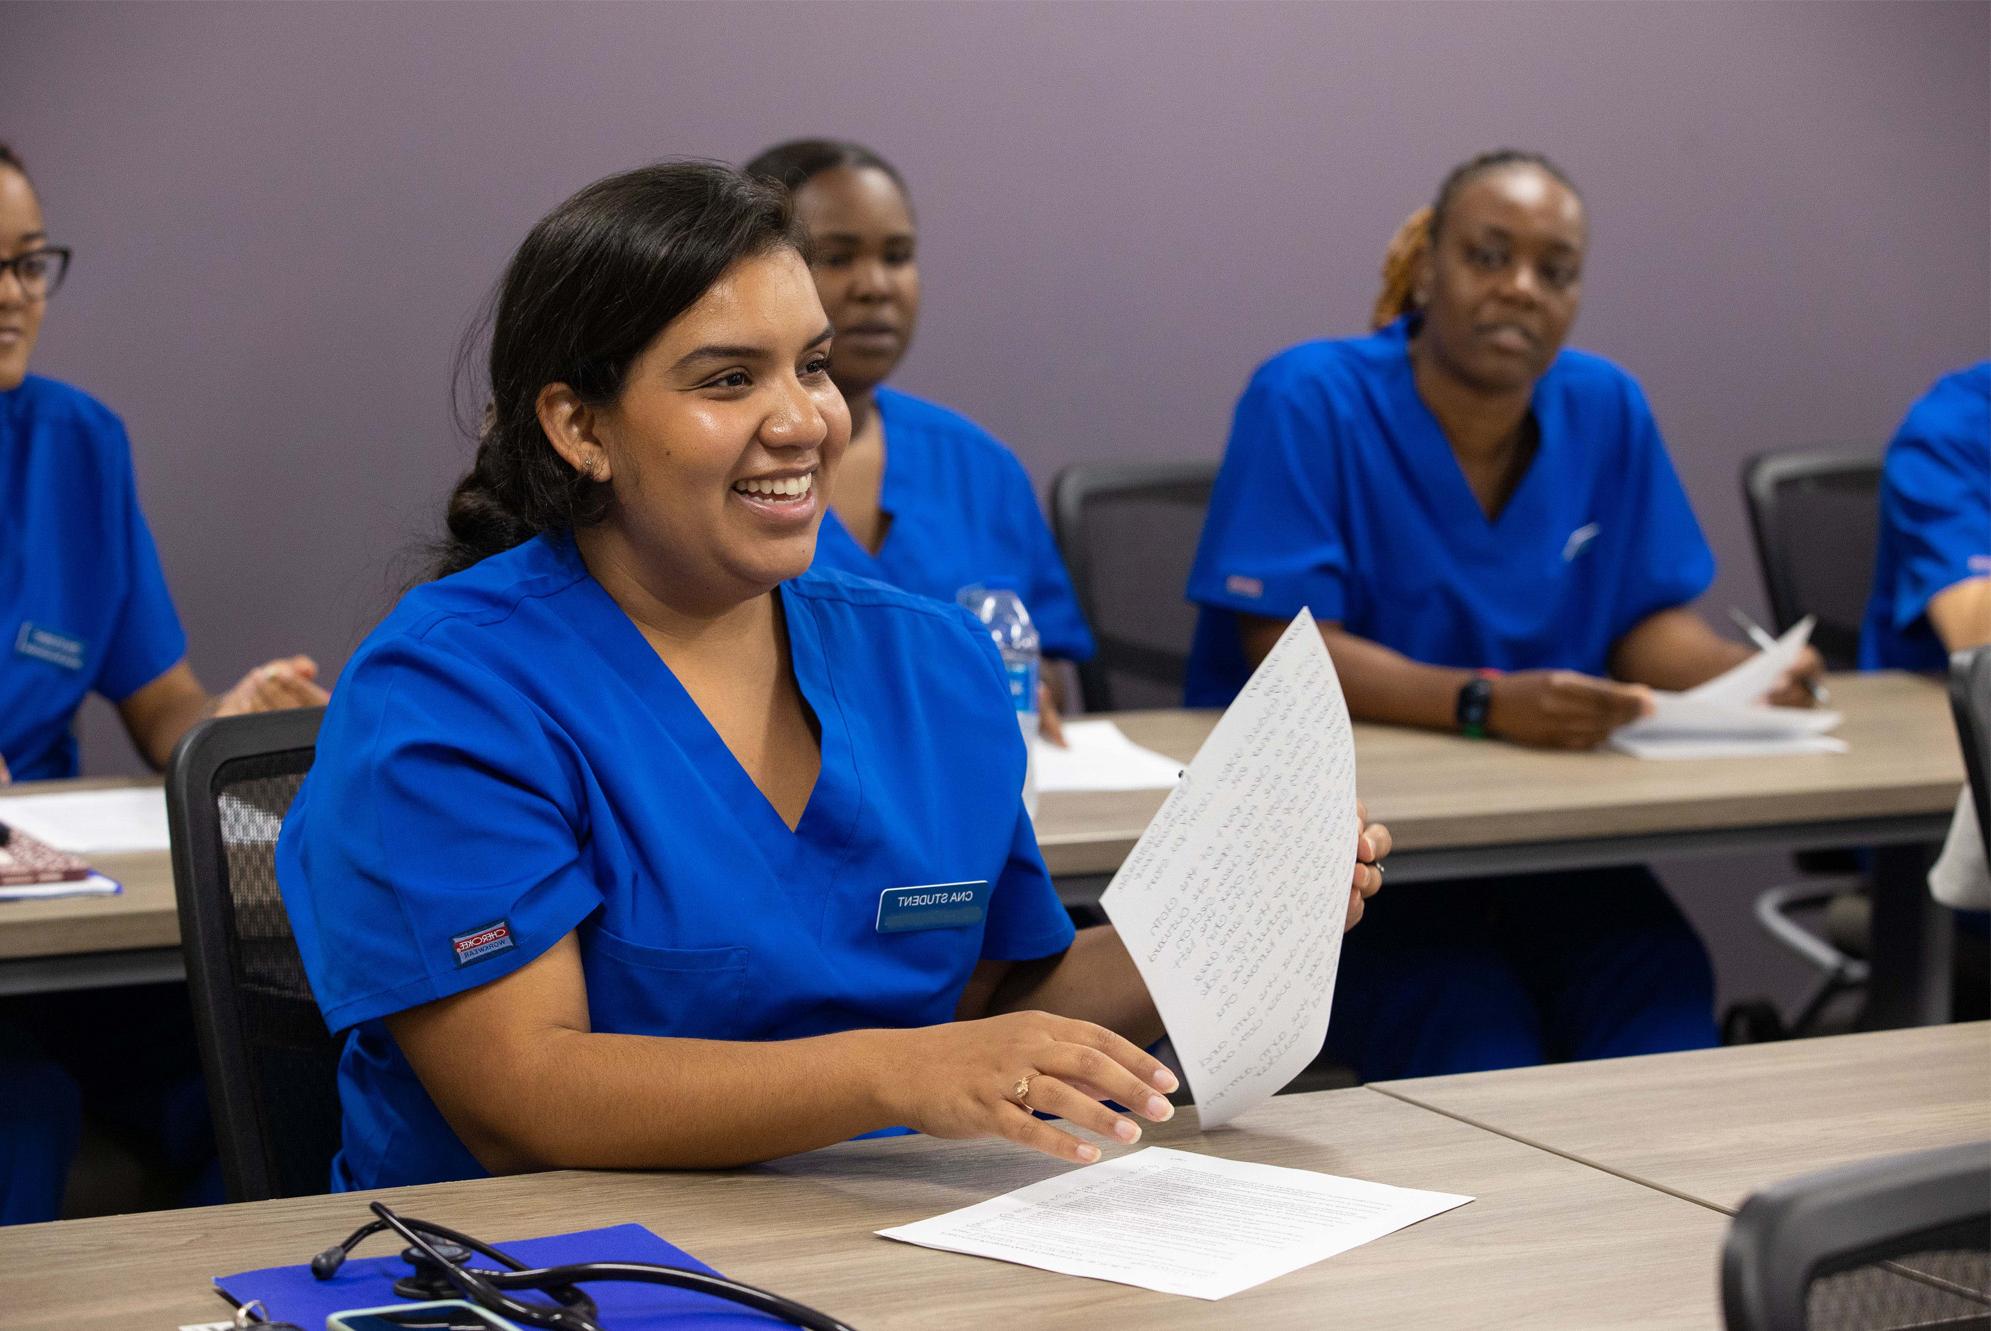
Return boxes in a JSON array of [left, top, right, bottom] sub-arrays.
[[980, 805, 1077, 962], [1862, 366, 1991, 670], [1187, 360, 1350, 625], [94, 420, 187, 702], [277, 634, 605, 1033], [1602, 378, 1716, 644]]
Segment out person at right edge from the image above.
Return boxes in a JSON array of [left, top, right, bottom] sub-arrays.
[[1184, 149, 1826, 1081], [1861, 361, 1990, 1007]]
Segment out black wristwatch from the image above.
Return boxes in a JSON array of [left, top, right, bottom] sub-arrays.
[[1456, 672, 1497, 738]]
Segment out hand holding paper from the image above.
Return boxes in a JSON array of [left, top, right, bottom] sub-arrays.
[[1103, 608, 1361, 1126], [1612, 616, 1845, 759]]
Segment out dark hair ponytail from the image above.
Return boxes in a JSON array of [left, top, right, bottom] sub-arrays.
[[432, 160, 800, 579]]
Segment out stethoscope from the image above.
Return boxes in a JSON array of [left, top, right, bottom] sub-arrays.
[[306, 1201, 860, 1331]]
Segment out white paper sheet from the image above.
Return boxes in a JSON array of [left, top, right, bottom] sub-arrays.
[[877, 1146, 1471, 1300], [1102, 608, 1357, 1127], [0, 872, 123, 903], [1685, 615, 1817, 706], [0, 787, 169, 854], [1035, 719, 1185, 793], [1610, 617, 1843, 759]]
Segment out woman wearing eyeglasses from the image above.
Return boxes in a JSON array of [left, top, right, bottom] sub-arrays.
[[277, 161, 1388, 1190], [0, 142, 330, 1226], [0, 143, 328, 787]]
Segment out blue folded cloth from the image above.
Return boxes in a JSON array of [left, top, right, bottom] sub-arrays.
[[218, 1221, 796, 1327]]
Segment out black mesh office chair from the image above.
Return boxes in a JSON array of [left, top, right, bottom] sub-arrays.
[[1743, 451, 1885, 669], [1729, 450, 1887, 1041], [1051, 460, 1218, 712], [167, 707, 341, 1202], [1722, 1141, 1991, 1331], [1949, 648, 1991, 850]]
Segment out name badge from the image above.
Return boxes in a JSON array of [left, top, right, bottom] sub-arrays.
[[876, 881, 990, 934], [15, 622, 87, 671]]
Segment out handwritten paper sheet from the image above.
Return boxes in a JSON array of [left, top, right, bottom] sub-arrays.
[[1611, 617, 1844, 759], [0, 787, 169, 854], [1102, 608, 1357, 1126], [878, 1147, 1471, 1299], [1035, 719, 1184, 793]]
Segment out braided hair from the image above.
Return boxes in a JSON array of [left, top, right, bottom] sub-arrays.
[[1370, 149, 1579, 330], [431, 161, 800, 579]]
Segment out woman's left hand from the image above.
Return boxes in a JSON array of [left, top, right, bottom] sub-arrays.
[[1348, 799, 1390, 931]]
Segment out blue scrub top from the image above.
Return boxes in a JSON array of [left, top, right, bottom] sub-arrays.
[[276, 532, 1077, 1190], [1184, 319, 1715, 706], [811, 386, 1096, 662], [0, 375, 187, 779], [1860, 362, 1991, 672]]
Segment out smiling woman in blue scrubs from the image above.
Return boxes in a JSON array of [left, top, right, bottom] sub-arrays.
[[1186, 150, 1822, 1082], [277, 162, 1390, 1189], [0, 142, 328, 1227], [744, 140, 1093, 737]]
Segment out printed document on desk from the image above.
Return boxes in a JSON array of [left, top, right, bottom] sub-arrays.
[[0, 786, 170, 854], [1036, 719, 1184, 793], [1102, 607, 1358, 1127], [879, 1146, 1471, 1299], [1611, 617, 1844, 759]]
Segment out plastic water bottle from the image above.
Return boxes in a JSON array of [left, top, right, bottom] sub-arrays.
[[957, 583, 1041, 819]]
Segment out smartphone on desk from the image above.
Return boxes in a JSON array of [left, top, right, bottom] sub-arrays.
[[325, 1301, 523, 1331]]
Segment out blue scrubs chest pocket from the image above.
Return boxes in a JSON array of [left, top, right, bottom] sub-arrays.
[[876, 881, 990, 933], [583, 927, 751, 1039]]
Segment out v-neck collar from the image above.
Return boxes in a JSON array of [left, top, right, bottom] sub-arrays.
[[555, 535, 860, 869], [1382, 321, 1558, 544]]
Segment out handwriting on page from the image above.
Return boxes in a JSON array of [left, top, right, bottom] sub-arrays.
[[1103, 609, 1358, 1126]]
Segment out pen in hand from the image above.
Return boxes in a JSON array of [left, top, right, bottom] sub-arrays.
[[1728, 607, 1829, 705]]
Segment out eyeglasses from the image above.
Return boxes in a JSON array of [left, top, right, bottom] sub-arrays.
[[0, 246, 71, 300]]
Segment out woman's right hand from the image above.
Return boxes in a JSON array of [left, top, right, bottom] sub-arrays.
[[1488, 670, 1652, 749], [876, 1011, 1179, 1164]]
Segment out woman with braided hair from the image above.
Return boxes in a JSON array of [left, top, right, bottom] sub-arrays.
[[1185, 149, 1823, 1080]]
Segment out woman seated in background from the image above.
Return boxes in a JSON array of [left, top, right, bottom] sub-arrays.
[[0, 142, 326, 785], [277, 161, 1390, 1189], [1184, 149, 1822, 1082], [744, 139, 1093, 736], [0, 142, 328, 1225]]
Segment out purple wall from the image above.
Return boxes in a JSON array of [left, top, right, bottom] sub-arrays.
[[7, 1, 1988, 1002]]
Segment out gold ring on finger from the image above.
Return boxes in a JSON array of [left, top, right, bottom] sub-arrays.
[[1011, 1075, 1034, 1109]]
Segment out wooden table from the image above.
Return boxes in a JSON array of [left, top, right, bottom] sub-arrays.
[[1039, 671, 1965, 1024], [0, 1085, 1733, 1330], [0, 673, 1964, 1014], [0, 777, 181, 996], [1374, 1022, 1991, 1212]]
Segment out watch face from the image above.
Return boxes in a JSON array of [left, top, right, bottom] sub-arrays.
[[1458, 678, 1493, 730]]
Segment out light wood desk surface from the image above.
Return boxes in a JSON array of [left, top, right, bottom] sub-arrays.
[[0, 1085, 1731, 1331], [1375, 1023, 1991, 1212], [0, 779, 178, 989], [1036, 671, 1962, 878]]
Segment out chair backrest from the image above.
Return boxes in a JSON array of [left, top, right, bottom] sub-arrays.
[[167, 707, 338, 1202], [1051, 460, 1218, 712], [1721, 1140, 1991, 1331], [1742, 451, 1885, 670], [1951, 647, 1991, 850]]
